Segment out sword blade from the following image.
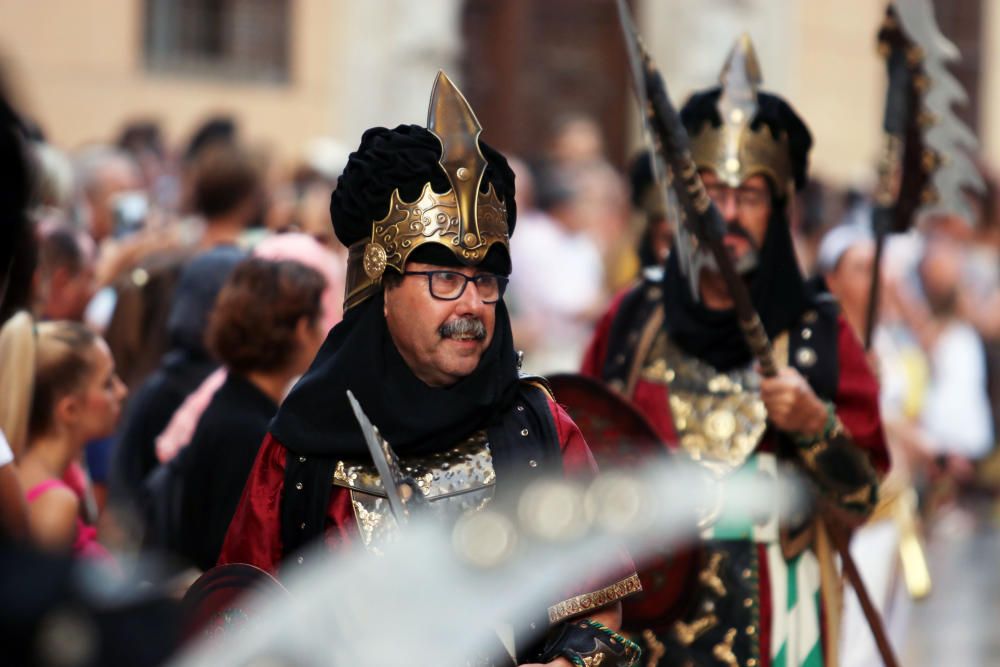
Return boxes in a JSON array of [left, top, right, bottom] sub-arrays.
[[346, 390, 412, 525]]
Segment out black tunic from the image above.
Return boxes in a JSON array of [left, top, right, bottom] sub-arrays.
[[175, 373, 278, 571], [110, 349, 216, 503]]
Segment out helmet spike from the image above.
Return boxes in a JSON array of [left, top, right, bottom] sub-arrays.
[[427, 71, 489, 249], [715, 34, 764, 187], [719, 33, 762, 90]]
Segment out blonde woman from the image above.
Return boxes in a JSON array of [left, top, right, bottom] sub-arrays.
[[0, 312, 33, 541], [0, 312, 126, 558]]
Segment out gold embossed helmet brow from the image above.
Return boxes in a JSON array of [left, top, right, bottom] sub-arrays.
[[343, 72, 510, 310], [688, 34, 795, 197]]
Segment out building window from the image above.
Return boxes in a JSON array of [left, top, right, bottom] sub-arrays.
[[144, 0, 290, 84]]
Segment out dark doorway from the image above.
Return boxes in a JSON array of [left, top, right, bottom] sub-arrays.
[[460, 0, 632, 168]]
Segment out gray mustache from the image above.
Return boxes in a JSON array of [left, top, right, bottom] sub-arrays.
[[439, 317, 487, 340]]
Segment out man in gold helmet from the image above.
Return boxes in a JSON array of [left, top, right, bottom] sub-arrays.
[[219, 73, 641, 667], [582, 37, 888, 666]]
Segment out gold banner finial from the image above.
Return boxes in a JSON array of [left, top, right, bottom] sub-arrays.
[[427, 71, 489, 249]]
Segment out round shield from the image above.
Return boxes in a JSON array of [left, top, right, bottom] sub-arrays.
[[547, 373, 699, 630], [180, 563, 290, 642], [547, 373, 665, 465]]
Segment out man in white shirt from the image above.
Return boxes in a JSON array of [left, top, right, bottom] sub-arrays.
[[508, 168, 606, 374], [819, 222, 925, 667], [916, 235, 994, 464]]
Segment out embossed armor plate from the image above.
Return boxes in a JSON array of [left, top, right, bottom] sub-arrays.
[[333, 431, 496, 551], [641, 331, 787, 474]]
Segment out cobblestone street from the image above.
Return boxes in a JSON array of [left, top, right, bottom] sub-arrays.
[[904, 517, 1000, 666]]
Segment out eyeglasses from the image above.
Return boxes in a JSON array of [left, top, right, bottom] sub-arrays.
[[705, 183, 770, 210], [402, 270, 509, 303]]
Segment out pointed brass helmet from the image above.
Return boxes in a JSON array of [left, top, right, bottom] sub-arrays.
[[343, 72, 510, 310], [688, 34, 795, 197]]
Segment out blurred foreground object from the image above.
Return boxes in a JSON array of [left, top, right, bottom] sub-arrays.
[[177, 459, 805, 666]]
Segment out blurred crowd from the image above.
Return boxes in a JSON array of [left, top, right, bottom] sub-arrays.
[[0, 87, 352, 570], [1, 69, 1000, 664]]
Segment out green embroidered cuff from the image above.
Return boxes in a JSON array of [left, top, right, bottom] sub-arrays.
[[539, 619, 642, 667], [793, 401, 837, 448]]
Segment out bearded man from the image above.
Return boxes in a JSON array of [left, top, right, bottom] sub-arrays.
[[582, 37, 888, 667]]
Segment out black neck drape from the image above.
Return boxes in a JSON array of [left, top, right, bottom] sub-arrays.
[[269, 291, 522, 458], [662, 209, 811, 371]]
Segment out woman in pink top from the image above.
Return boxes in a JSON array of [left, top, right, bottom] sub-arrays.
[[0, 313, 126, 558]]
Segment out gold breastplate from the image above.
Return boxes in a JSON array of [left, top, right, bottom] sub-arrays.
[[332, 431, 495, 552], [640, 330, 786, 474]]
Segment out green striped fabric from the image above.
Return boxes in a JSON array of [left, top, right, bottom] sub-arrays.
[[768, 543, 823, 666], [698, 453, 826, 666]]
